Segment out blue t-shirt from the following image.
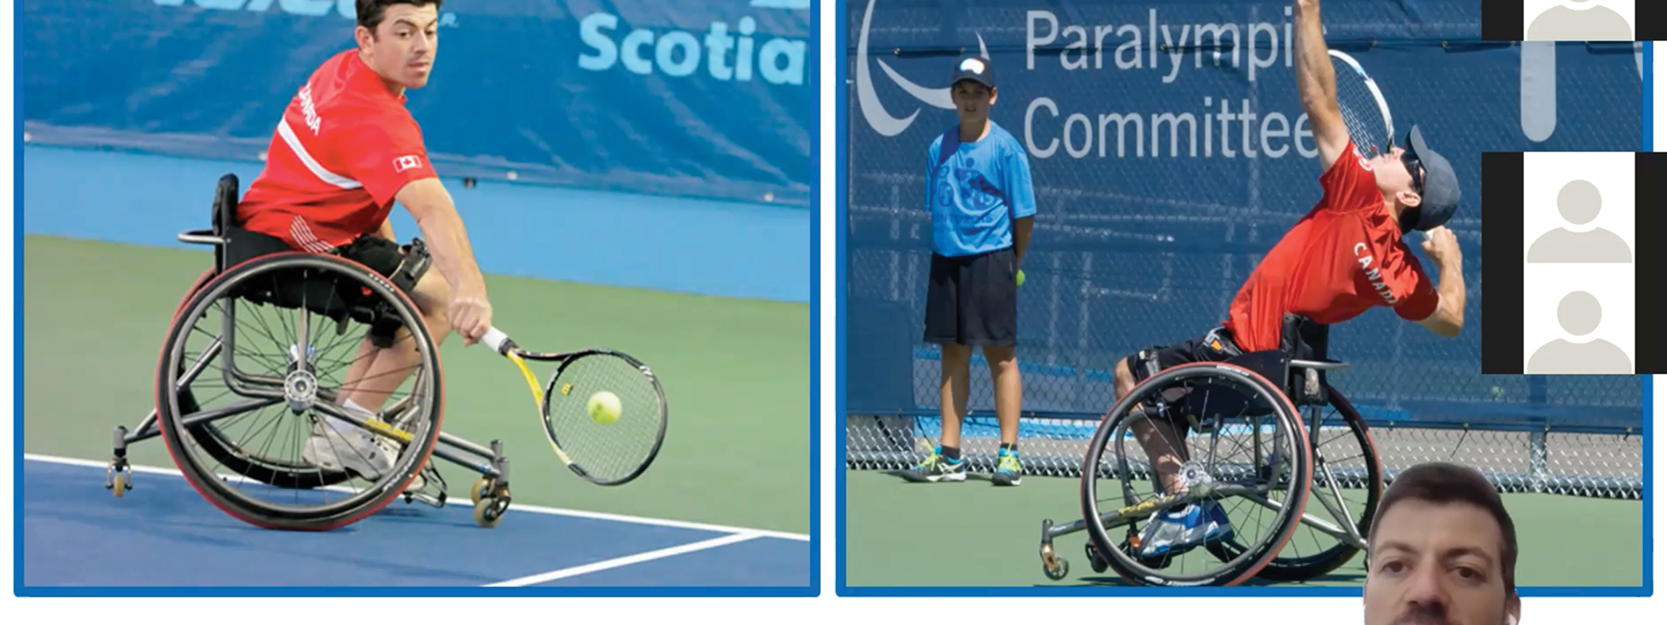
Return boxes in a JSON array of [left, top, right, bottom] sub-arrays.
[[926, 122, 1037, 257]]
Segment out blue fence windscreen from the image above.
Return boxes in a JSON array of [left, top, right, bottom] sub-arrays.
[[844, 0, 1643, 430], [23, 0, 814, 208]]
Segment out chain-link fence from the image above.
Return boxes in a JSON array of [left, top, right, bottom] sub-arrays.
[[843, 0, 1644, 499], [846, 412, 1643, 499]]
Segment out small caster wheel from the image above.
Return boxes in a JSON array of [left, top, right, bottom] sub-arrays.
[[470, 477, 492, 505], [106, 460, 131, 498], [1086, 542, 1108, 573], [474, 496, 507, 528], [1042, 552, 1070, 581], [1039, 522, 1069, 582]]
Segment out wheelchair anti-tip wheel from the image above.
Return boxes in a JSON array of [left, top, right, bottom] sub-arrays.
[[154, 252, 445, 531], [1038, 519, 1070, 580], [1079, 361, 1313, 587]]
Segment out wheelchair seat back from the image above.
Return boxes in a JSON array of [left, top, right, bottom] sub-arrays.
[[1279, 314, 1331, 407], [212, 173, 240, 272]]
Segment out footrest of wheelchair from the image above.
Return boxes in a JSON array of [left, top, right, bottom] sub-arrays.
[[403, 491, 447, 509]]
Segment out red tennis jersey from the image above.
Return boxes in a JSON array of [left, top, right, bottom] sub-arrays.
[[238, 49, 439, 253], [1222, 142, 1441, 352]]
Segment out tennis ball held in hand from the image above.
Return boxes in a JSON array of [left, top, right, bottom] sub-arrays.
[[587, 391, 622, 424]]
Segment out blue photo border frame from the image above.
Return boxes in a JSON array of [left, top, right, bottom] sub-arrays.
[[833, 0, 1654, 597], [12, 0, 822, 598]]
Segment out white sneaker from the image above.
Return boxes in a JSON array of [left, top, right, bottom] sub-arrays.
[[370, 432, 431, 492], [384, 406, 433, 492], [302, 423, 394, 479]]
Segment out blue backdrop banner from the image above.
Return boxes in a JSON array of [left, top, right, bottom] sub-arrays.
[[22, 0, 813, 207], [844, 0, 1643, 426]]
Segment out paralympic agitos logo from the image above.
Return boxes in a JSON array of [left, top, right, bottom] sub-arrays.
[[855, 0, 989, 137]]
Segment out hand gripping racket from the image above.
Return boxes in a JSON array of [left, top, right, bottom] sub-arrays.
[[479, 327, 667, 486], [1328, 49, 1395, 158]]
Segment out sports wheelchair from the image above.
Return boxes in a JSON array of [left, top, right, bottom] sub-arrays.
[[1037, 315, 1384, 586], [104, 173, 514, 531]]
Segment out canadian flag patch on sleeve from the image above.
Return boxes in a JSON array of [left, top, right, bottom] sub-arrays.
[[393, 154, 423, 173]]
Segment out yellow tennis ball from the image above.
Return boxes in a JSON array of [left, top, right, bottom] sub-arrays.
[[1017, 269, 1026, 286], [587, 391, 622, 424]]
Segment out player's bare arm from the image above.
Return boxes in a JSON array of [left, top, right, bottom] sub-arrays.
[[1414, 225, 1465, 337], [377, 217, 395, 241], [1293, 0, 1349, 170], [395, 177, 494, 344], [1013, 216, 1032, 267]]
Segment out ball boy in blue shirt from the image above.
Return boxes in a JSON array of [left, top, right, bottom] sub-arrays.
[[903, 53, 1036, 486]]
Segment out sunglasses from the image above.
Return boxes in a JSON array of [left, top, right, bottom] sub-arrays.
[[1400, 149, 1426, 195]]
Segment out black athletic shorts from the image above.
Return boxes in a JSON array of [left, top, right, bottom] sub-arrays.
[[923, 246, 1018, 347], [225, 228, 424, 296], [1123, 326, 1245, 384], [333, 234, 421, 293]]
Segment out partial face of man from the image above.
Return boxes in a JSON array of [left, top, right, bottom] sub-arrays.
[[1370, 145, 1423, 206], [1364, 499, 1519, 625], [359, 3, 440, 90]]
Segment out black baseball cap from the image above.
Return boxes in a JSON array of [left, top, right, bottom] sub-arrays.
[[950, 53, 995, 89], [1401, 125, 1461, 233]]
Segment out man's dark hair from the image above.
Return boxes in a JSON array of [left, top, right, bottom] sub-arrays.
[[1367, 461, 1519, 594], [357, 0, 444, 33]]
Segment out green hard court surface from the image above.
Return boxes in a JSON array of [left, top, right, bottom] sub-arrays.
[[843, 470, 1643, 588], [22, 234, 812, 536]]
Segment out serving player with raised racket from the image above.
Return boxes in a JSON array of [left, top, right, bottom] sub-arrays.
[[1108, 0, 1469, 561]]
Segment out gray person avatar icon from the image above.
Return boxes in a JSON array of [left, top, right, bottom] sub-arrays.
[[1526, 291, 1632, 374], [1527, 1, 1634, 41], [1525, 179, 1632, 263]]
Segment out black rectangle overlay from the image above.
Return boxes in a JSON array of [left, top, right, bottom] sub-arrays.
[[1481, 152, 1525, 374], [1635, 153, 1667, 374]]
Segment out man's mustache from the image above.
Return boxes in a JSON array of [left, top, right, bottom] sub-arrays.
[[1391, 604, 1451, 625]]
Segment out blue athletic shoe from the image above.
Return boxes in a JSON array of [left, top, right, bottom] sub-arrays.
[[1136, 499, 1234, 559], [991, 447, 1023, 486]]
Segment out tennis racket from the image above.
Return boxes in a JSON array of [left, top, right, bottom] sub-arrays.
[[1328, 49, 1395, 157], [478, 327, 667, 486]]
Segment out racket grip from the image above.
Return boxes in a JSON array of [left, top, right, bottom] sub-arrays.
[[481, 327, 515, 355]]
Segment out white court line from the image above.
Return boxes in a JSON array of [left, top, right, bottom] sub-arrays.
[[23, 453, 811, 542], [481, 532, 765, 587]]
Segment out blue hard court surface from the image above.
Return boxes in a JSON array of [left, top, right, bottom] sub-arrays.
[[21, 457, 810, 587]]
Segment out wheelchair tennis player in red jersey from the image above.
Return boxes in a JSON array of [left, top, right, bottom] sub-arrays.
[[232, 0, 492, 482], [111, 0, 668, 534]]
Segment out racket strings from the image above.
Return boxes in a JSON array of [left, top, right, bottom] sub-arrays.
[[545, 354, 663, 483], [1330, 58, 1390, 157]]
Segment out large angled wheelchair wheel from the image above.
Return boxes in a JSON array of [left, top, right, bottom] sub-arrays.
[[1079, 361, 1312, 586], [154, 252, 445, 531], [162, 268, 358, 491], [1213, 386, 1382, 581]]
